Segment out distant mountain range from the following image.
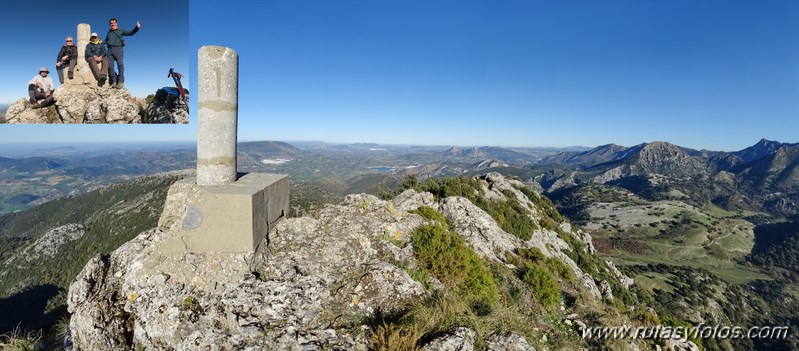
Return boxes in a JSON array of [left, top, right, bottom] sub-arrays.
[[1, 139, 797, 218], [538, 139, 799, 219]]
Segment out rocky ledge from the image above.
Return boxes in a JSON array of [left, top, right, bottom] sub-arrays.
[[2, 84, 188, 124], [65, 173, 659, 350]]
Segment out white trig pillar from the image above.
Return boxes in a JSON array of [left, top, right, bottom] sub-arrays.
[[197, 46, 238, 185]]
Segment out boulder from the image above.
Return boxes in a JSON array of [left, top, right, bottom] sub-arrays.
[[2, 98, 61, 124], [422, 327, 475, 351]]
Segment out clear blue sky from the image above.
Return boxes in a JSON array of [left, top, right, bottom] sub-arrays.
[[0, 0, 188, 102], [1, 0, 797, 151]]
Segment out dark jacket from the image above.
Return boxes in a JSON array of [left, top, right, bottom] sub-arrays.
[[85, 41, 107, 58], [105, 26, 139, 47], [56, 45, 77, 63]]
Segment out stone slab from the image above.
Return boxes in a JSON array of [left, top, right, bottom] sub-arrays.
[[159, 173, 289, 253]]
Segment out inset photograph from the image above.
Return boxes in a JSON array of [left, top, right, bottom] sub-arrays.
[[0, 1, 189, 124]]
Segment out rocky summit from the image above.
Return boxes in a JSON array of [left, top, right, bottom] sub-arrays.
[[1, 84, 188, 124], [62, 172, 683, 351]]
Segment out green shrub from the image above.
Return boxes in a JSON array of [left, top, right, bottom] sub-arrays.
[[409, 206, 447, 224], [547, 257, 575, 282], [518, 247, 546, 262], [482, 192, 537, 241], [520, 264, 561, 308], [411, 223, 498, 309], [405, 267, 430, 288], [517, 247, 574, 282], [386, 176, 540, 241]]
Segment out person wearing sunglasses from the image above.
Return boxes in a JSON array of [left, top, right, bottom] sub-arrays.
[[55, 36, 77, 84]]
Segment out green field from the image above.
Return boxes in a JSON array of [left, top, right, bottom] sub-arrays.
[[585, 199, 771, 285]]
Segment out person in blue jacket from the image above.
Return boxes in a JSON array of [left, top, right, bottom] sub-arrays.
[[105, 18, 140, 89], [85, 33, 109, 87]]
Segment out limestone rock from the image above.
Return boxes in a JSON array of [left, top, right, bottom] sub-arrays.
[[2, 84, 143, 124], [665, 339, 701, 351], [440, 196, 523, 262], [440, 178, 603, 299], [599, 280, 614, 300], [9, 224, 85, 262], [393, 189, 438, 212], [66, 172, 634, 349], [606, 260, 634, 289], [485, 333, 536, 351], [421, 327, 475, 351], [479, 172, 539, 218], [567, 222, 597, 254], [2, 98, 61, 124], [55, 84, 142, 123], [591, 166, 625, 184], [68, 188, 428, 350]]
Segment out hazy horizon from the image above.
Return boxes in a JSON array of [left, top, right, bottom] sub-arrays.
[[1, 1, 797, 152], [0, 137, 795, 157]]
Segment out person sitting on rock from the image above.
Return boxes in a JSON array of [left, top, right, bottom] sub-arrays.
[[55, 36, 78, 84], [85, 33, 109, 87], [105, 18, 140, 89], [28, 67, 56, 108]]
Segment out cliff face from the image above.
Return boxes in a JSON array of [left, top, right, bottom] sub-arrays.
[[65, 173, 666, 351]]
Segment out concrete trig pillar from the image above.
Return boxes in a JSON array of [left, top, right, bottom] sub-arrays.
[[77, 24, 89, 63], [70, 23, 97, 85], [157, 46, 288, 253], [197, 46, 238, 185]]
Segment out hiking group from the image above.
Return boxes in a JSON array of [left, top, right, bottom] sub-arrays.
[[28, 18, 140, 109]]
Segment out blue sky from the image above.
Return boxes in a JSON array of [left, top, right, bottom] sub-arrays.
[[1, 0, 797, 151], [0, 0, 188, 102]]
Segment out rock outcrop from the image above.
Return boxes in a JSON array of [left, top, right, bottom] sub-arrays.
[[2, 84, 190, 124], [3, 84, 143, 124], [142, 87, 189, 124], [1, 100, 61, 124], [65, 172, 686, 350]]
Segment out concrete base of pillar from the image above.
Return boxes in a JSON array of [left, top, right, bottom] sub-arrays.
[[159, 173, 289, 253], [62, 62, 97, 86]]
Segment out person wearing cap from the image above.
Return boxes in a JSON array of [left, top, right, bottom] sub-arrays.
[[55, 36, 78, 84], [105, 18, 140, 89], [85, 32, 109, 87], [28, 67, 56, 108]]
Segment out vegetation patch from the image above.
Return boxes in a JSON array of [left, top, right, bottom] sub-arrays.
[[390, 176, 539, 240], [0, 328, 43, 351], [520, 264, 561, 308], [408, 206, 447, 224], [411, 222, 498, 309]]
